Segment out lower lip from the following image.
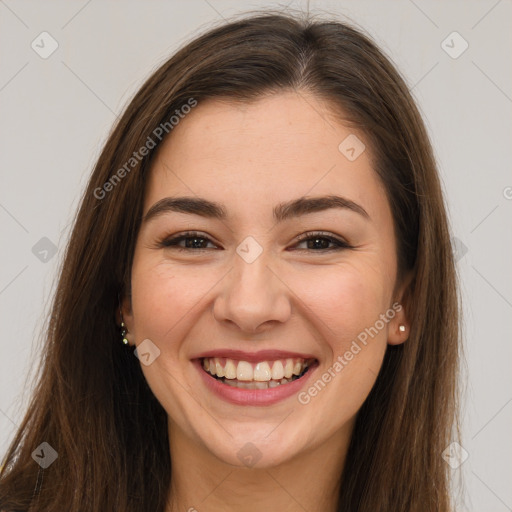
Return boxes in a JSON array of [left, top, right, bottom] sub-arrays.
[[193, 359, 318, 406]]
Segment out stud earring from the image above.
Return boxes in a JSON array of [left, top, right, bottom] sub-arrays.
[[399, 324, 406, 332]]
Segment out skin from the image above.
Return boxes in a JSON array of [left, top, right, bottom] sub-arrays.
[[121, 90, 410, 512]]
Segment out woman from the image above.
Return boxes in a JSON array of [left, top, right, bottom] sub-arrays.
[[0, 11, 460, 512]]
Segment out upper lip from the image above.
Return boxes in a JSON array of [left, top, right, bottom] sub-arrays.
[[191, 349, 318, 363]]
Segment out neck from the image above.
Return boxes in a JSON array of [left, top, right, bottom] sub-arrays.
[[165, 419, 353, 512]]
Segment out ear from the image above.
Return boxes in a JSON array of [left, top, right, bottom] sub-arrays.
[[387, 271, 413, 346], [117, 292, 135, 346]]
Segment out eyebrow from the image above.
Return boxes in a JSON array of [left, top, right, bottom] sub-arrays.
[[142, 194, 370, 224]]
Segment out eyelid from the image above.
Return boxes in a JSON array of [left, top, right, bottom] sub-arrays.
[[159, 231, 218, 250], [158, 230, 352, 252], [292, 231, 352, 250]]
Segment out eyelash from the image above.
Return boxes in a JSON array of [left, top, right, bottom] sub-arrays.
[[158, 231, 352, 252]]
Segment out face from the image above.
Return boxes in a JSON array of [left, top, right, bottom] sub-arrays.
[[122, 91, 409, 468]]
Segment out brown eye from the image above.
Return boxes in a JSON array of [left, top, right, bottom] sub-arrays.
[[292, 232, 352, 251], [160, 232, 218, 251]]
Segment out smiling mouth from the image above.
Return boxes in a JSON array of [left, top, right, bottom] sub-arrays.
[[200, 356, 316, 390]]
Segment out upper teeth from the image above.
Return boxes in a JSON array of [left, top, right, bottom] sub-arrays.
[[202, 357, 311, 381]]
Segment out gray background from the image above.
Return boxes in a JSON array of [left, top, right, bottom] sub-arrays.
[[1, 0, 511, 510]]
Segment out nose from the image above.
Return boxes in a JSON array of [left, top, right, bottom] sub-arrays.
[[212, 248, 292, 334]]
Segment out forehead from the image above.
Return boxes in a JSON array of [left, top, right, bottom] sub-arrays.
[[144, 91, 389, 223]]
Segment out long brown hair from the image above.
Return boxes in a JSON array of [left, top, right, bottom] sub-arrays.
[[0, 11, 460, 511]]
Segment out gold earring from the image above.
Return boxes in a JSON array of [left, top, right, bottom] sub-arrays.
[[119, 303, 129, 345], [120, 321, 129, 345]]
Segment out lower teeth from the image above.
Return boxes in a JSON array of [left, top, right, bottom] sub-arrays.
[[208, 370, 308, 389], [221, 377, 296, 389]]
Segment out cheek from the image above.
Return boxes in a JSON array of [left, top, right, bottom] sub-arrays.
[[295, 263, 391, 399], [293, 263, 390, 347], [128, 262, 207, 420], [130, 261, 201, 340], [131, 255, 392, 354], [295, 266, 391, 418]]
